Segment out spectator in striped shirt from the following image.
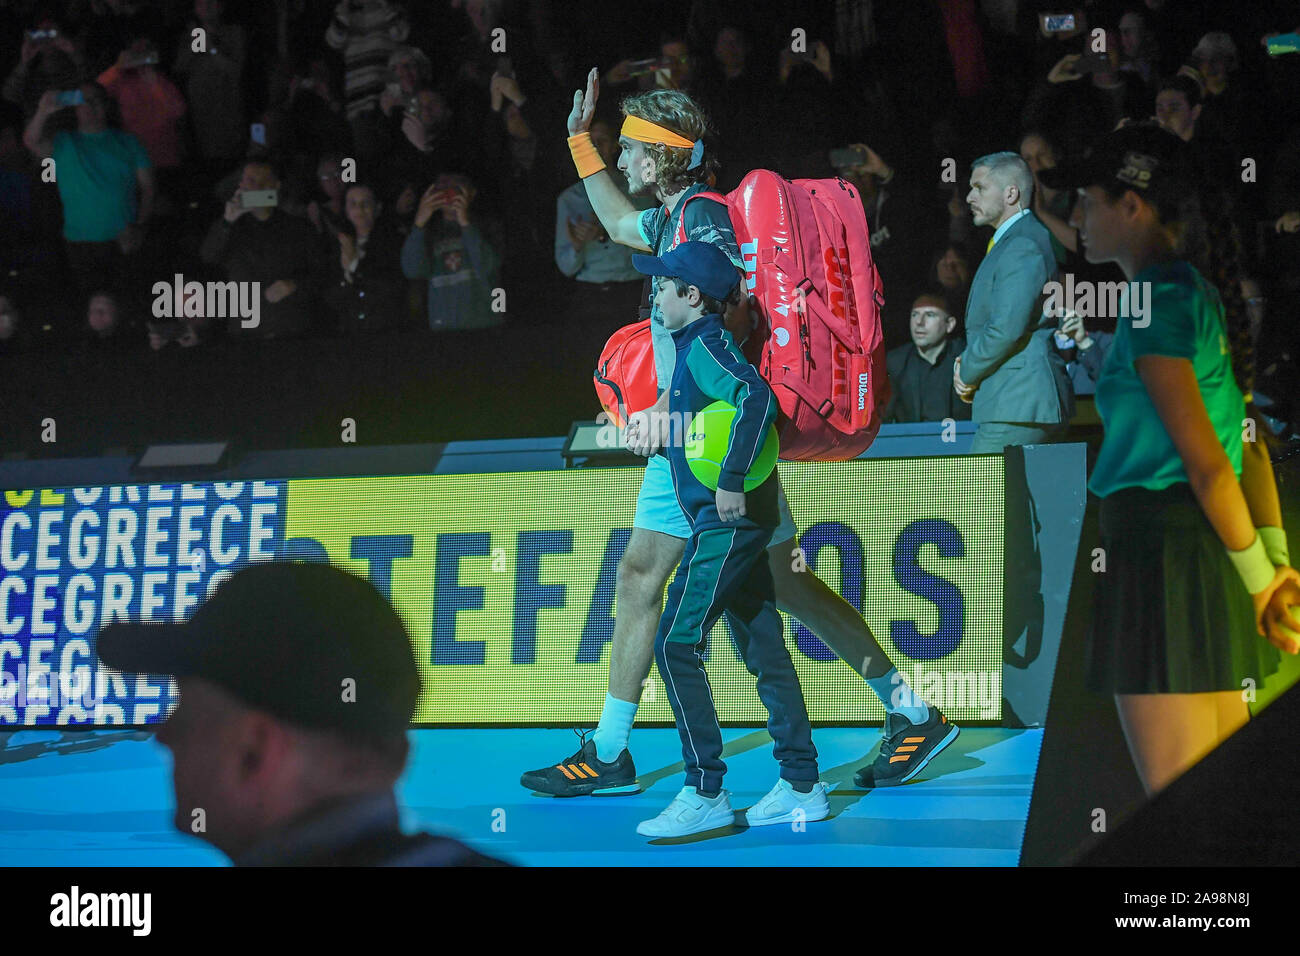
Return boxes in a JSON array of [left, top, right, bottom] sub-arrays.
[[325, 0, 410, 141]]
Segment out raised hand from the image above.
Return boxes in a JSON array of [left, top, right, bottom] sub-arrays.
[[566, 67, 599, 136], [1048, 53, 1083, 84], [447, 190, 470, 227], [847, 142, 890, 179], [414, 184, 445, 229], [1060, 311, 1089, 346], [223, 191, 250, 223]]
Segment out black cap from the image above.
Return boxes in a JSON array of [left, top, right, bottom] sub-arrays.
[[96, 562, 420, 738], [1037, 122, 1197, 194]]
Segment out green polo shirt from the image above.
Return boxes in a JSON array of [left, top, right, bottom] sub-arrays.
[[50, 128, 151, 242], [1089, 260, 1245, 498]]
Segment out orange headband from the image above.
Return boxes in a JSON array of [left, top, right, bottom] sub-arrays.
[[620, 115, 695, 149], [620, 115, 704, 169]]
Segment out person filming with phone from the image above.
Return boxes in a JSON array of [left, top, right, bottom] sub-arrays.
[[1026, 26, 1146, 143], [22, 81, 153, 313], [401, 172, 502, 330], [5, 21, 83, 117], [1052, 308, 1114, 397], [97, 38, 187, 175], [199, 158, 326, 339]]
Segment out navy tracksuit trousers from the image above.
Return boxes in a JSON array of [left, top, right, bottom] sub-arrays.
[[654, 523, 819, 796]]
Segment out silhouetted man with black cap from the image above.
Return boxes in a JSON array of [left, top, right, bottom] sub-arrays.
[[96, 561, 510, 866]]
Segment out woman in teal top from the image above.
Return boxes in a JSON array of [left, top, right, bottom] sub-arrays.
[[1042, 124, 1300, 797]]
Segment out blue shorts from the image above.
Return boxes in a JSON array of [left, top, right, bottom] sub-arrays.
[[632, 454, 799, 545]]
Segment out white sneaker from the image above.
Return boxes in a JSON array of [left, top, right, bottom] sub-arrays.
[[744, 778, 830, 827], [636, 786, 735, 837]]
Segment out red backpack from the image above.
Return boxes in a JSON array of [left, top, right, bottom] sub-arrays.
[[674, 171, 889, 461], [593, 319, 655, 427], [593, 171, 889, 460]]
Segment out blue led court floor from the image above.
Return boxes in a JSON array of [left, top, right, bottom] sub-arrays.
[[0, 726, 1041, 866]]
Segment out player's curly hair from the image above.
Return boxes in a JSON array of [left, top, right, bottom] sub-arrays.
[[619, 89, 719, 193]]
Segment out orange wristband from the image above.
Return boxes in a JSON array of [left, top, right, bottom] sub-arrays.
[[568, 132, 606, 178]]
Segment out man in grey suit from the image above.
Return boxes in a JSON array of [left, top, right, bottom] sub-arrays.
[[953, 152, 1074, 453]]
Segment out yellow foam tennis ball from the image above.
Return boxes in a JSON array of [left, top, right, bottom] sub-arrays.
[[684, 400, 778, 492]]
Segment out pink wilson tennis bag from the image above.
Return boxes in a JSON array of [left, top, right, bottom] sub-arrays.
[[674, 171, 889, 461]]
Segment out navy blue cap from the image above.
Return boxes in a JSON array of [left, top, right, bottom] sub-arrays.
[[631, 240, 740, 302]]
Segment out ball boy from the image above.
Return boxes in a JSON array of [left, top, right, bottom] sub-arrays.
[[630, 241, 828, 838]]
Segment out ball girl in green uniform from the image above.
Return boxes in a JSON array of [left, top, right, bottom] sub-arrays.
[[1042, 124, 1300, 796]]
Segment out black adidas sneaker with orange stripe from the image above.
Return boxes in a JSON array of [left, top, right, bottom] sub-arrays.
[[855, 708, 960, 787], [520, 729, 641, 797]]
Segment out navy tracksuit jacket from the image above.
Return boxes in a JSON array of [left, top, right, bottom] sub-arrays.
[[655, 313, 818, 795]]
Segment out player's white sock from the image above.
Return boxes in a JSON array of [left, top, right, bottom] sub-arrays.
[[865, 668, 931, 725], [593, 693, 638, 763]]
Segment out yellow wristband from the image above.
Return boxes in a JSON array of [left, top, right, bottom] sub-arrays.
[[1227, 534, 1275, 595], [568, 132, 606, 178], [1259, 526, 1289, 567]]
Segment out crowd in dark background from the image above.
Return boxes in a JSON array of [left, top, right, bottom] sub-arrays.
[[0, 0, 1297, 453]]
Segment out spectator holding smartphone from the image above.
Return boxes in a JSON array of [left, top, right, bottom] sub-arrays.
[[1053, 309, 1113, 397], [199, 158, 326, 339], [377, 46, 430, 122], [4, 21, 83, 118], [383, 86, 466, 190], [355, 45, 431, 164], [22, 82, 154, 311], [604, 35, 696, 93], [1025, 29, 1146, 145], [97, 38, 187, 175], [401, 174, 502, 330]]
